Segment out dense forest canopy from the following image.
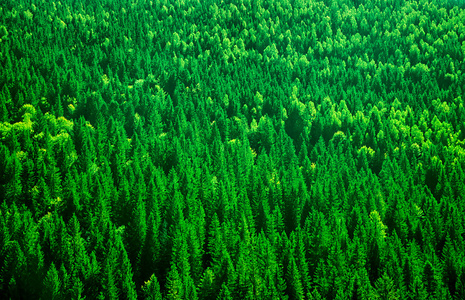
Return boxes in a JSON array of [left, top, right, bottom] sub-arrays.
[[1, 0, 465, 299]]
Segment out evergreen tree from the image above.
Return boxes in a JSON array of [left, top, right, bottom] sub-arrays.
[[42, 263, 61, 300], [142, 274, 163, 300]]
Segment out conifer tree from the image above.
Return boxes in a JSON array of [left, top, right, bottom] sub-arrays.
[[5, 152, 23, 204], [142, 274, 163, 300], [286, 255, 304, 300], [42, 263, 61, 300], [166, 262, 184, 300]]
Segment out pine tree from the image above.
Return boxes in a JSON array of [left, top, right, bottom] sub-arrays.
[[372, 272, 399, 300], [142, 274, 163, 300], [42, 263, 61, 300], [102, 242, 120, 300], [62, 167, 81, 219], [1, 239, 25, 298], [5, 151, 23, 204], [187, 220, 204, 285], [166, 262, 184, 300], [23, 212, 46, 297], [127, 191, 147, 283], [118, 235, 138, 300], [198, 268, 216, 300], [217, 282, 234, 300], [55, 94, 64, 117], [0, 85, 13, 122], [0, 98, 9, 122], [286, 255, 304, 300]]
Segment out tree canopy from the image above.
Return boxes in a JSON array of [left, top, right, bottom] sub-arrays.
[[1, 0, 465, 299]]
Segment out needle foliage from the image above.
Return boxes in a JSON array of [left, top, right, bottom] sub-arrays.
[[1, 0, 465, 299]]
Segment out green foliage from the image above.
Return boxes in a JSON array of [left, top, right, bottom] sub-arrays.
[[1, 0, 465, 299], [142, 274, 163, 300]]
